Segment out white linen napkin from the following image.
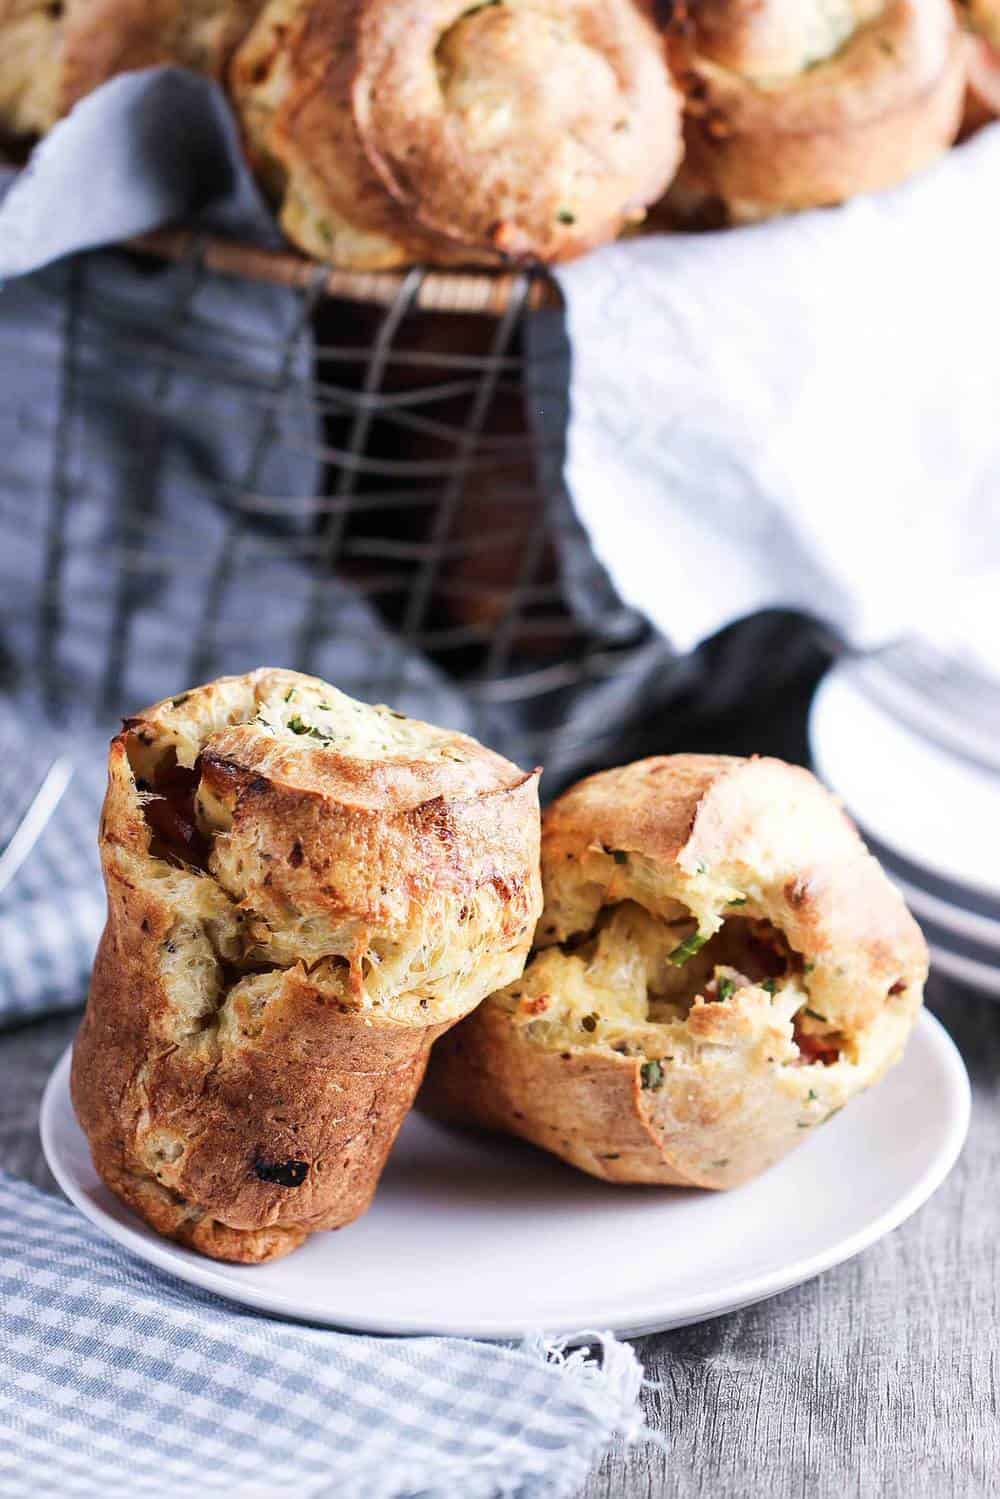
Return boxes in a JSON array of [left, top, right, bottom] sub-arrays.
[[555, 127, 1000, 671]]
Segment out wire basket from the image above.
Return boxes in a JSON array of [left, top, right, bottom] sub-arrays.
[[0, 228, 691, 786], [0, 227, 832, 789]]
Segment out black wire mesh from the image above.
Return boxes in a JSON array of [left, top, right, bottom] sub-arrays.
[[0, 237, 687, 787]]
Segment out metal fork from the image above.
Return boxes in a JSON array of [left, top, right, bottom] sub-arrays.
[[0, 715, 73, 898]]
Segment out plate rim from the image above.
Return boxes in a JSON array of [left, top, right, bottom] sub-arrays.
[[40, 1011, 971, 1341], [810, 664, 1000, 907]]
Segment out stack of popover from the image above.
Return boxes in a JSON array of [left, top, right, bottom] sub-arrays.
[[0, 0, 993, 268]]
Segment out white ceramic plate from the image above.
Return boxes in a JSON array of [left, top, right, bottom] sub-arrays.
[[41, 1012, 969, 1341], [810, 663, 1000, 904]]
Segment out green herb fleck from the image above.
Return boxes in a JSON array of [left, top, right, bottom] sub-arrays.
[[717, 976, 736, 1002], [284, 688, 296, 702], [170, 693, 190, 708], [668, 931, 708, 967], [641, 1060, 665, 1091], [556, 209, 576, 224], [287, 714, 330, 743], [695, 862, 708, 876], [804, 1007, 828, 1023], [803, 961, 815, 974], [610, 849, 628, 865], [727, 896, 748, 907], [761, 978, 778, 995], [807, 1088, 818, 1102]]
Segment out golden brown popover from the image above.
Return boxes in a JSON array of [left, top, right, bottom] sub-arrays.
[[230, 0, 686, 268], [0, 0, 261, 138], [71, 669, 541, 1262], [423, 754, 927, 1190], [666, 0, 967, 224]]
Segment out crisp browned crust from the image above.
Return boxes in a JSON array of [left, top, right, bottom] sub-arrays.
[[962, 33, 1000, 128], [59, 0, 264, 114], [422, 754, 927, 1191], [72, 669, 541, 1262], [667, 0, 965, 223], [230, 0, 685, 268]]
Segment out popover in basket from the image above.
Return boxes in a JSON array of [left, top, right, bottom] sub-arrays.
[[667, 0, 967, 224], [230, 0, 686, 267], [422, 754, 927, 1189], [71, 669, 541, 1262]]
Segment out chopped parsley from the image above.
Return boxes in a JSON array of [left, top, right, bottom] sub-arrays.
[[804, 1007, 828, 1023], [807, 1089, 818, 1102], [668, 931, 708, 966], [640, 1060, 665, 1091], [717, 975, 736, 1002], [556, 209, 576, 224], [170, 693, 190, 708], [287, 714, 330, 743], [284, 688, 296, 702], [761, 978, 778, 995], [727, 896, 748, 907]]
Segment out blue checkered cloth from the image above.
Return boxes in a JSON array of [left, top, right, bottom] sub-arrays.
[[0, 1172, 646, 1498]]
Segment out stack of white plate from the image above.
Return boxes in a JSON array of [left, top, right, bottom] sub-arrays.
[[809, 655, 1000, 996]]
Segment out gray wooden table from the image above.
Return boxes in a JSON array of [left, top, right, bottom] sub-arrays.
[[2, 977, 995, 1499]]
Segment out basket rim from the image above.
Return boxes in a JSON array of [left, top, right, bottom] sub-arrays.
[[129, 229, 562, 314]]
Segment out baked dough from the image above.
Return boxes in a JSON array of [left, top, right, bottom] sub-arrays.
[[0, 0, 261, 138], [666, 0, 967, 224], [230, 0, 685, 268], [422, 754, 927, 1189], [957, 1, 1000, 128], [71, 669, 541, 1261]]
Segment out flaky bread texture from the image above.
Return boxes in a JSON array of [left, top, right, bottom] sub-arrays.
[[0, 0, 261, 138], [668, 0, 966, 224], [423, 754, 927, 1190], [72, 669, 541, 1262], [230, 0, 685, 268]]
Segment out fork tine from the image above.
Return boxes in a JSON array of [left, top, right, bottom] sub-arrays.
[[0, 757, 74, 898]]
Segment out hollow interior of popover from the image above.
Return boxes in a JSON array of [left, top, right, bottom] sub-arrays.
[[499, 898, 842, 1067]]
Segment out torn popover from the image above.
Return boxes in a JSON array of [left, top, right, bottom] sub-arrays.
[[422, 754, 927, 1190], [71, 669, 541, 1262]]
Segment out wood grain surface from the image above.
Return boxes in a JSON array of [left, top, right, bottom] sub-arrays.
[[1, 976, 994, 1498], [583, 978, 999, 1499]]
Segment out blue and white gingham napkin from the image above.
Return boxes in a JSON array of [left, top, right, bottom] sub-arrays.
[[0, 1172, 646, 1498]]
